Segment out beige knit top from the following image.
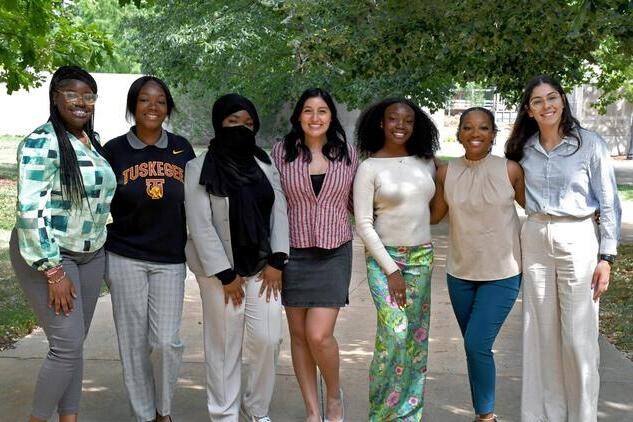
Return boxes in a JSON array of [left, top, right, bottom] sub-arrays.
[[354, 156, 436, 275], [444, 154, 521, 280]]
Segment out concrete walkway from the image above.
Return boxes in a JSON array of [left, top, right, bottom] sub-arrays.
[[2, 223, 633, 421], [1, 158, 632, 421]]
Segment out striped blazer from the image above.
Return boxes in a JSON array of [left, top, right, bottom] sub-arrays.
[[272, 141, 359, 249]]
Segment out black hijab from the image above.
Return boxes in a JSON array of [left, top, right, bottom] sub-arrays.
[[199, 93, 270, 196], [199, 94, 276, 276]]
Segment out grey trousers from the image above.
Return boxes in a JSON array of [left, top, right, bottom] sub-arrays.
[[9, 229, 105, 420], [106, 252, 186, 422]]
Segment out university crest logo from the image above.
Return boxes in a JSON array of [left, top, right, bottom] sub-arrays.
[[146, 178, 164, 199]]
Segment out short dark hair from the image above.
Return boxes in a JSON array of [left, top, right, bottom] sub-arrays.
[[505, 75, 580, 162], [282, 87, 350, 164], [126, 76, 176, 123], [356, 98, 439, 158], [456, 107, 498, 141]]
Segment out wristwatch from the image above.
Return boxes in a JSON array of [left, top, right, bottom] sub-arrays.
[[599, 254, 616, 265]]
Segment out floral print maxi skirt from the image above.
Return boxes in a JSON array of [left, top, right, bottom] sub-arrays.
[[366, 244, 433, 421]]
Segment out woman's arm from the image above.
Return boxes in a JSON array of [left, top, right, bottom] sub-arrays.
[[589, 136, 621, 256], [185, 158, 247, 306], [507, 160, 526, 208], [430, 164, 448, 224], [17, 127, 80, 315], [346, 146, 360, 214], [184, 158, 233, 277], [353, 162, 399, 275], [16, 129, 61, 271], [588, 134, 621, 301], [267, 156, 290, 257], [261, 156, 289, 302]]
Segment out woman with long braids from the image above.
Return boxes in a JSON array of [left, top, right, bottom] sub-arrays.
[[354, 98, 438, 421], [505, 75, 621, 421], [104, 76, 195, 422], [10, 66, 116, 422], [272, 88, 358, 422], [184, 94, 288, 422]]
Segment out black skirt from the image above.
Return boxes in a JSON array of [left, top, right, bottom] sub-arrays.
[[282, 241, 352, 307]]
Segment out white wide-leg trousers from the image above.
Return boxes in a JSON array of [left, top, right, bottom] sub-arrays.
[[521, 216, 600, 422], [197, 274, 282, 421]]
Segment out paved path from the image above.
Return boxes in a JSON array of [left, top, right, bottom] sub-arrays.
[[2, 223, 633, 421]]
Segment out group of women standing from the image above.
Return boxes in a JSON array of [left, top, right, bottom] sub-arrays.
[[10, 65, 620, 422]]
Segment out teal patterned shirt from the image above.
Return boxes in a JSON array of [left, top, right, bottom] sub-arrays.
[[16, 122, 116, 271]]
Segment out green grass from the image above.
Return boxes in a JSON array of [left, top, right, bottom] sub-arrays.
[[0, 246, 37, 350], [618, 184, 633, 202], [600, 243, 633, 360], [0, 135, 20, 181], [0, 183, 16, 230]]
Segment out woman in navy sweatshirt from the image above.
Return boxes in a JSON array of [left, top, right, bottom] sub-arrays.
[[103, 76, 195, 422]]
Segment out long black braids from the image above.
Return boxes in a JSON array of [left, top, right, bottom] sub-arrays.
[[48, 66, 103, 208]]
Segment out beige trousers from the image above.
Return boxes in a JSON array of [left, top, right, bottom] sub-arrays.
[[197, 274, 282, 422], [521, 216, 600, 422]]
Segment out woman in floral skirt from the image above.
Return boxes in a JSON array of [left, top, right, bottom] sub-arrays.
[[354, 98, 439, 421]]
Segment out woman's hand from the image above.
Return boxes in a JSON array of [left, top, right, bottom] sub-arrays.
[[387, 270, 407, 308], [591, 261, 611, 301], [259, 265, 282, 302], [48, 275, 77, 316], [223, 275, 245, 307]]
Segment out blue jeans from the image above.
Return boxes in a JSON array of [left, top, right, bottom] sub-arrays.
[[447, 273, 521, 414]]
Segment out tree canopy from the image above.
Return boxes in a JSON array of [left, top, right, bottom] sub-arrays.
[[127, 0, 632, 115], [0, 0, 114, 93], [70, 0, 142, 74], [3, 0, 631, 131]]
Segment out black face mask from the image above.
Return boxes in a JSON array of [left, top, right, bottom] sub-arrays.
[[212, 125, 256, 161]]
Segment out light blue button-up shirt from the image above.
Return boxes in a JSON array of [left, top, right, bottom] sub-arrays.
[[521, 127, 621, 255]]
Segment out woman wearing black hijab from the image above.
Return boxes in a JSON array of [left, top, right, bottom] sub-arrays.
[[184, 94, 289, 422]]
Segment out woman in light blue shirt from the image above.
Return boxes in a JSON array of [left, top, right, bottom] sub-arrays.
[[505, 75, 621, 422]]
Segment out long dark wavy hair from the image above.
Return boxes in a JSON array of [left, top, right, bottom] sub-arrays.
[[48, 65, 103, 208], [356, 98, 439, 158], [505, 75, 581, 162], [282, 88, 351, 164]]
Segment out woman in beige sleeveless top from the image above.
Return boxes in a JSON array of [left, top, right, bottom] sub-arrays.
[[430, 107, 525, 422]]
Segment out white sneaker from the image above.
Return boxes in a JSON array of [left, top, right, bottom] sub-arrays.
[[240, 405, 272, 422]]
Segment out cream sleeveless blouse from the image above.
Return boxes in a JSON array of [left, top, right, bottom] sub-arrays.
[[444, 154, 521, 280]]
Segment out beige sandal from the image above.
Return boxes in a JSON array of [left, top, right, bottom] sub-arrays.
[[475, 415, 497, 422]]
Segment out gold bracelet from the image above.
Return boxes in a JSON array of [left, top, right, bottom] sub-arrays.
[[47, 271, 66, 285]]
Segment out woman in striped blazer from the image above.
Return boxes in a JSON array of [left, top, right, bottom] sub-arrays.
[[271, 88, 358, 422]]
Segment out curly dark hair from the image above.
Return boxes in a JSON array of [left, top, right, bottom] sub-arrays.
[[505, 75, 581, 162], [356, 98, 439, 158], [125, 75, 176, 123], [282, 88, 351, 164]]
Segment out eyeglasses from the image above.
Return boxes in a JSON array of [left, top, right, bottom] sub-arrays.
[[528, 93, 562, 110], [56, 91, 98, 106]]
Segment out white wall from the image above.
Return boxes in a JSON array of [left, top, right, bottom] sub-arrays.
[[0, 72, 142, 143], [570, 86, 632, 156]]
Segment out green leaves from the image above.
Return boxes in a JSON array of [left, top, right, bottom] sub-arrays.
[[116, 0, 631, 140], [0, 0, 113, 93]]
